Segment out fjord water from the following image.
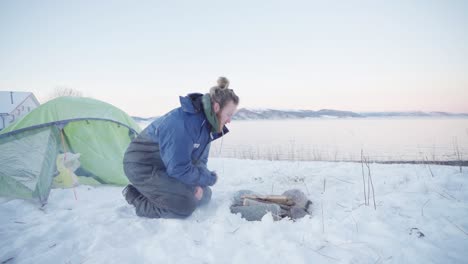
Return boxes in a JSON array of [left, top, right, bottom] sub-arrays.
[[210, 118, 468, 162]]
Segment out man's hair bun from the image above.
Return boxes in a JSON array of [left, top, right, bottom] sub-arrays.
[[210, 76, 229, 94], [209, 76, 239, 108], [217, 76, 229, 89]]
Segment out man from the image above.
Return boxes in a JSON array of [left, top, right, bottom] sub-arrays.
[[122, 77, 239, 218]]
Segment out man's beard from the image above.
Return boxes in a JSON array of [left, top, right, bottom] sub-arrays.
[[216, 113, 223, 132]]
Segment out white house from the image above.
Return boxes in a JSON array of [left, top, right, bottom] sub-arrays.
[[0, 91, 40, 130]]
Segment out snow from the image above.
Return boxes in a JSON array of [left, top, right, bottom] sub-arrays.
[[136, 120, 153, 130], [1, 159, 467, 264]]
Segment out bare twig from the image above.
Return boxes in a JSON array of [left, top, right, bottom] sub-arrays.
[[351, 214, 358, 233], [361, 149, 367, 205], [321, 201, 325, 233], [453, 137, 463, 173], [367, 161, 371, 206], [336, 202, 346, 208], [421, 199, 430, 217], [1, 257, 15, 264], [446, 218, 468, 236], [425, 156, 435, 177], [323, 178, 326, 194], [308, 247, 340, 262], [351, 203, 366, 212], [374, 256, 382, 264], [47, 86, 83, 101], [366, 160, 377, 210], [229, 227, 240, 234], [442, 189, 458, 201], [362, 151, 376, 209], [331, 176, 354, 184], [433, 190, 455, 201]]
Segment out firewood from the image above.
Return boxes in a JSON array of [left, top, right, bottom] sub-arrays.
[[241, 195, 295, 206]]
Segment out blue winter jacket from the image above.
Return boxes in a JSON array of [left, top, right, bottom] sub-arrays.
[[124, 93, 228, 187]]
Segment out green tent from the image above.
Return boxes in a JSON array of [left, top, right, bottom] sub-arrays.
[[0, 96, 141, 204]]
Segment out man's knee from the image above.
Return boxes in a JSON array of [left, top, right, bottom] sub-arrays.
[[133, 196, 163, 219], [160, 195, 197, 217], [133, 195, 196, 219]]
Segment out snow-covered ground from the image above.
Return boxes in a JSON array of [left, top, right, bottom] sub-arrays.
[[1, 159, 467, 264]]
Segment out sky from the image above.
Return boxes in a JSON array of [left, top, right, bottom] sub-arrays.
[[0, 0, 467, 117]]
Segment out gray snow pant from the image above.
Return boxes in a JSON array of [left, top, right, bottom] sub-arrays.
[[124, 162, 211, 219]]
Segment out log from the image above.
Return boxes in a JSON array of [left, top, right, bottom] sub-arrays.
[[241, 195, 295, 206]]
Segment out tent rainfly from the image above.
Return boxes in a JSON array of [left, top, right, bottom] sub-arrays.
[[0, 96, 141, 205]]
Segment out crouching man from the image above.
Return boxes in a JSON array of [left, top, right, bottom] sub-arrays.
[[122, 78, 239, 218]]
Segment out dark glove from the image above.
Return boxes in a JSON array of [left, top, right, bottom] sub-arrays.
[[208, 171, 218, 186]]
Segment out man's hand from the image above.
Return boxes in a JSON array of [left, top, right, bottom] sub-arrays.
[[194, 186, 204, 201], [210, 171, 218, 185]]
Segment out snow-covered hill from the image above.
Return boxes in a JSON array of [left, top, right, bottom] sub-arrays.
[[232, 109, 468, 120], [131, 110, 468, 122], [1, 159, 467, 263], [233, 108, 361, 120]]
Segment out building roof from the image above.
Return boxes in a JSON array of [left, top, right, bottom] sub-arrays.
[[0, 91, 38, 114]]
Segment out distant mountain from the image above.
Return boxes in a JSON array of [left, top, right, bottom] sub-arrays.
[[359, 111, 468, 118], [232, 109, 468, 120], [428, 111, 468, 117], [131, 116, 158, 123], [132, 110, 468, 122], [233, 108, 362, 120], [359, 111, 431, 117]]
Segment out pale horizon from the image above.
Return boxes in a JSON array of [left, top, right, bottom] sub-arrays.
[[1, 1, 467, 117]]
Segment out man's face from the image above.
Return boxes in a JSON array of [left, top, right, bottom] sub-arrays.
[[215, 100, 237, 132]]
